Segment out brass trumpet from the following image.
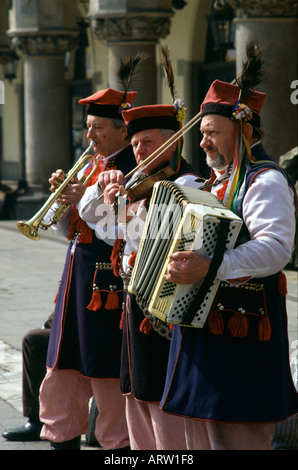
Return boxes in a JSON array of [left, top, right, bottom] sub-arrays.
[[17, 141, 98, 241]]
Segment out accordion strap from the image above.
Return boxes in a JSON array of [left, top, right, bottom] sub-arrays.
[[182, 218, 231, 326]]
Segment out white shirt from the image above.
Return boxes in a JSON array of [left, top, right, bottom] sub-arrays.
[[214, 167, 296, 281]]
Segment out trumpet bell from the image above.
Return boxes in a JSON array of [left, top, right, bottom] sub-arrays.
[[16, 141, 97, 241], [17, 221, 40, 241]]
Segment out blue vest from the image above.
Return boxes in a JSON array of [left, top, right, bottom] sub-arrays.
[[46, 145, 136, 378], [160, 145, 298, 422]]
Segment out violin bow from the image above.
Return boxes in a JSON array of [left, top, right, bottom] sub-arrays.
[[96, 109, 201, 200]]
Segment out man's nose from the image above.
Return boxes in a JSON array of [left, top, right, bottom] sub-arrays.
[[136, 142, 146, 154], [87, 127, 95, 139], [200, 134, 210, 148]]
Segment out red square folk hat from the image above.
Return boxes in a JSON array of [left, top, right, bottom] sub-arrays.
[[122, 104, 180, 138], [79, 88, 138, 120], [200, 80, 266, 128]]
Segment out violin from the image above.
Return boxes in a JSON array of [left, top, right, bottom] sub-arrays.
[[126, 164, 176, 202], [113, 164, 175, 214]]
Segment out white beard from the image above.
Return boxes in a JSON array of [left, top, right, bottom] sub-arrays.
[[206, 152, 227, 171]]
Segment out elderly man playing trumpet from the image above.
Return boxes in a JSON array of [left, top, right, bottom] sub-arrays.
[[39, 87, 137, 450]]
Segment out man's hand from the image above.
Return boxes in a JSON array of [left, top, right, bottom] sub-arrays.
[[165, 251, 211, 285], [49, 171, 85, 205], [49, 169, 65, 192], [103, 182, 127, 205], [98, 170, 124, 191]]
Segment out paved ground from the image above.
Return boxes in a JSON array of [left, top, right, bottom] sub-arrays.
[[0, 220, 94, 451], [0, 220, 297, 451]]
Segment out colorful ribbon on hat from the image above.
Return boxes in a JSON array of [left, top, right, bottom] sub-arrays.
[[223, 121, 252, 210]]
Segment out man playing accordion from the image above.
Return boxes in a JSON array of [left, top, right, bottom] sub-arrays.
[[160, 75, 298, 449]]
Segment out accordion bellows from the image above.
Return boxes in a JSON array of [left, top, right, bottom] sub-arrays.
[[128, 181, 243, 328]]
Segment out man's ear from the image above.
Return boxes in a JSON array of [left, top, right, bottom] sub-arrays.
[[246, 123, 254, 142], [121, 125, 128, 139]]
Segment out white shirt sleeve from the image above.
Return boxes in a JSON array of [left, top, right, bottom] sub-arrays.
[[78, 182, 119, 245], [174, 173, 202, 188], [42, 202, 72, 238], [217, 169, 296, 281], [77, 182, 102, 229]]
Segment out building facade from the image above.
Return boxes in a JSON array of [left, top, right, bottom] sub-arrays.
[[0, 0, 297, 214]]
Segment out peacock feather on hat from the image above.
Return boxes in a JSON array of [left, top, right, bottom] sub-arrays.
[[161, 45, 186, 172]]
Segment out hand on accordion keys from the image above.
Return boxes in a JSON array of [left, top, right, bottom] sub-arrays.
[[164, 250, 212, 285]]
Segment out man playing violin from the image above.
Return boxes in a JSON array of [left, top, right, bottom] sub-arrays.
[[79, 103, 202, 450], [99, 127, 176, 203]]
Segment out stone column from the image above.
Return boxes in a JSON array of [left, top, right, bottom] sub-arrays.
[[7, 0, 79, 189], [0, 2, 12, 73], [0, 2, 22, 182], [88, 0, 175, 106], [215, 0, 298, 160]]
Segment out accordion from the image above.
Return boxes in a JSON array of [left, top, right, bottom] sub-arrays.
[[128, 180, 243, 328]]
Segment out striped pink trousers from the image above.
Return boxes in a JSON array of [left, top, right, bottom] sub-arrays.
[[39, 368, 129, 449]]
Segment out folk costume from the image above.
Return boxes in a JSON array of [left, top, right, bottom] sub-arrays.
[[79, 102, 202, 449], [117, 104, 201, 450], [160, 77, 298, 450], [39, 88, 137, 450]]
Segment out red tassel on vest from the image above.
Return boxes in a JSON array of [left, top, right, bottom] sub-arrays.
[[110, 237, 123, 276], [278, 270, 287, 297], [208, 310, 225, 335], [87, 288, 102, 311], [227, 313, 249, 338], [258, 315, 272, 342], [105, 289, 120, 310], [139, 317, 152, 335]]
